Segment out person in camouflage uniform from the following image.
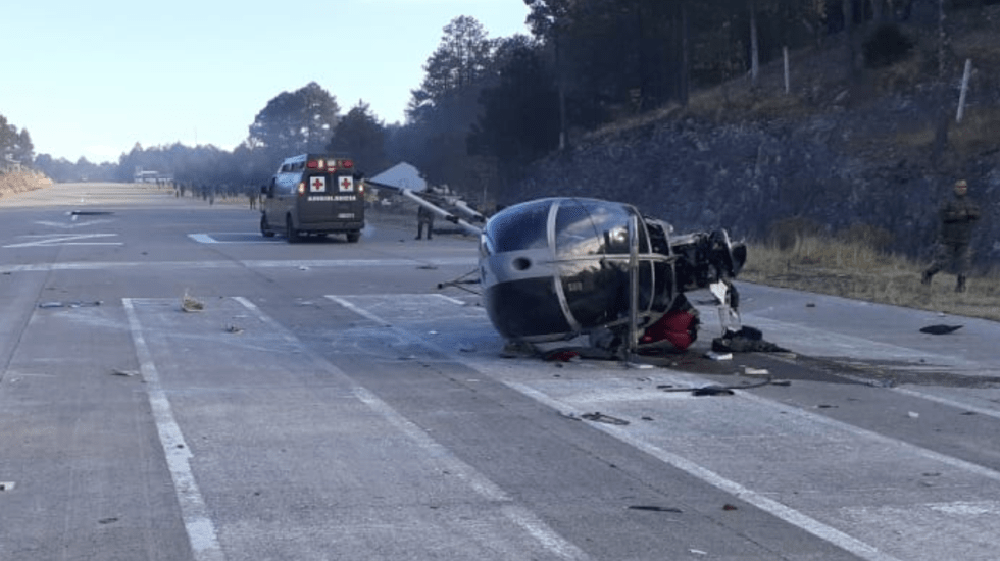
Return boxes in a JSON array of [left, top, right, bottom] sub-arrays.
[[921, 179, 981, 292], [415, 204, 435, 240]]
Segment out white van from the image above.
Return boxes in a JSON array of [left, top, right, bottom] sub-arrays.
[[260, 154, 365, 243]]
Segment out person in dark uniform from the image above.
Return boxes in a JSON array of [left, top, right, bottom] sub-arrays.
[[416, 204, 435, 240], [922, 179, 981, 292]]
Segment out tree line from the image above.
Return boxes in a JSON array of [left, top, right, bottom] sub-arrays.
[[8, 0, 994, 204]]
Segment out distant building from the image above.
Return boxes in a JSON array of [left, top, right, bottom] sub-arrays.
[[1, 156, 21, 173], [133, 166, 173, 184]]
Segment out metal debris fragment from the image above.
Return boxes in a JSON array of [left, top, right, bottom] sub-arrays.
[[628, 505, 682, 513], [181, 290, 204, 312], [919, 324, 962, 335], [581, 412, 630, 425], [692, 386, 735, 396], [111, 368, 139, 377]]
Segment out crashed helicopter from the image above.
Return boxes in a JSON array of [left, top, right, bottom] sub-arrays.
[[367, 182, 747, 356]]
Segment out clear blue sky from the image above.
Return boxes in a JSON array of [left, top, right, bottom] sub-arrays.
[[4, 0, 531, 164]]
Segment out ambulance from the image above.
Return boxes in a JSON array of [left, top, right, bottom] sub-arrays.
[[260, 154, 365, 243]]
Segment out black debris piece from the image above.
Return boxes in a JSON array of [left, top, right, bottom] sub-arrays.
[[712, 325, 789, 353], [581, 412, 631, 425], [628, 505, 683, 513], [919, 324, 963, 335], [691, 386, 735, 397]]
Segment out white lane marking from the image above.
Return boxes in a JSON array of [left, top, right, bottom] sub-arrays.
[[505, 381, 903, 561], [34, 219, 114, 228], [734, 389, 1000, 483], [234, 296, 589, 561], [123, 299, 225, 561], [0, 257, 474, 273], [330, 295, 1000, 561], [3, 233, 122, 248], [326, 295, 392, 326], [892, 387, 1000, 421], [187, 233, 283, 244]]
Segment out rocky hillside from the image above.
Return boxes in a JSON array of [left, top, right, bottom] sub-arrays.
[[509, 5, 1000, 267]]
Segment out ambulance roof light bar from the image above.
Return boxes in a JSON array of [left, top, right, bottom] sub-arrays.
[[306, 158, 354, 171]]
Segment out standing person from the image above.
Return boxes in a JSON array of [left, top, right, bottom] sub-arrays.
[[922, 179, 981, 292], [415, 204, 435, 240]]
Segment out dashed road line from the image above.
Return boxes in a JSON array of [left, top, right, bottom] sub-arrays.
[[3, 234, 122, 248], [0, 257, 474, 273]]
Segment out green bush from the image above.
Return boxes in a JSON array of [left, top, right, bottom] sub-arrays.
[[863, 23, 915, 69]]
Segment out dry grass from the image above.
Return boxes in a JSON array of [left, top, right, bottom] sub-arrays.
[[741, 235, 1000, 322], [0, 170, 51, 197]]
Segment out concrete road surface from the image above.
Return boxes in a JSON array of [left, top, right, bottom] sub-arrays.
[[2, 183, 999, 561]]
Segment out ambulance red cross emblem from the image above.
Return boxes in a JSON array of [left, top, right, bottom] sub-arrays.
[[310, 177, 325, 193], [339, 176, 354, 193]]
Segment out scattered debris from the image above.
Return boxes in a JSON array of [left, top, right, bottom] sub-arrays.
[[181, 290, 204, 312], [705, 351, 733, 361], [806, 302, 816, 308], [908, 411, 920, 419], [722, 504, 738, 511], [581, 412, 630, 425], [661, 374, 777, 396], [919, 324, 963, 335], [298, 266, 310, 271], [640, 416, 654, 421], [98, 517, 119, 524], [712, 326, 790, 353], [417, 264, 438, 270], [38, 301, 102, 308], [817, 404, 837, 409], [224, 324, 244, 335], [690, 549, 707, 556], [545, 350, 581, 362], [428, 330, 439, 335], [110, 368, 139, 377], [0, 481, 14, 492], [628, 505, 683, 513], [743, 367, 769, 376], [692, 386, 735, 397]]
